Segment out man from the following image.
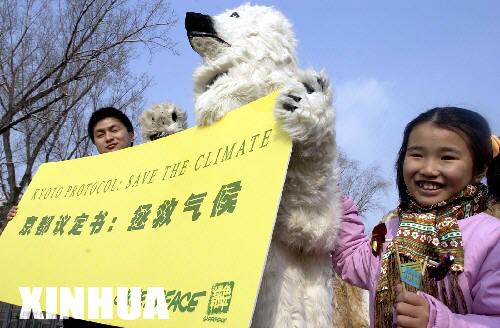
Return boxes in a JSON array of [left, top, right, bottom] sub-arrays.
[[73, 107, 135, 327], [87, 106, 135, 154], [6, 107, 134, 220], [3, 107, 133, 327]]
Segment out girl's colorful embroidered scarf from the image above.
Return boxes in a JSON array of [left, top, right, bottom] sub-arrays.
[[374, 183, 488, 328]]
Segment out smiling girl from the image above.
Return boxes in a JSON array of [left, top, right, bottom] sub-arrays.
[[333, 107, 500, 327]]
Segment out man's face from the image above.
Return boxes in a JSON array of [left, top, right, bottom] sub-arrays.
[[93, 117, 134, 154]]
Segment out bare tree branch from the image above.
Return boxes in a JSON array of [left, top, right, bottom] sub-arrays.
[[338, 150, 390, 215], [0, 0, 177, 212]]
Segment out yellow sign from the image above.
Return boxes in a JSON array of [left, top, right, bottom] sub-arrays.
[[0, 92, 291, 327]]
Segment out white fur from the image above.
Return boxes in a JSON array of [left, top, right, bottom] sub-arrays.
[[139, 103, 187, 141], [188, 4, 341, 327]]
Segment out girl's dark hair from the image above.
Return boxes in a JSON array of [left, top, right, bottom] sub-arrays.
[[487, 156, 500, 201], [395, 107, 498, 204]]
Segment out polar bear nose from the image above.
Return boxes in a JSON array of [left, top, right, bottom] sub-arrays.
[[185, 12, 215, 36]]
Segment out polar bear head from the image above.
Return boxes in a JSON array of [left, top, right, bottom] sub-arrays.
[[186, 4, 298, 125], [139, 103, 187, 141]]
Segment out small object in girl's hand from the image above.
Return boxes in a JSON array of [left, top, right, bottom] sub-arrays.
[[428, 252, 455, 281], [399, 261, 423, 289], [371, 222, 387, 256]]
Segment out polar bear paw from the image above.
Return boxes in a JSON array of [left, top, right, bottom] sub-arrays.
[[274, 70, 333, 145], [139, 103, 188, 141]]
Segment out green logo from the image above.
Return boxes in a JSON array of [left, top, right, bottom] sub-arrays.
[[206, 281, 235, 315]]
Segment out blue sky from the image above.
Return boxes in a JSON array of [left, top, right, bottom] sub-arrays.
[[131, 1, 500, 227]]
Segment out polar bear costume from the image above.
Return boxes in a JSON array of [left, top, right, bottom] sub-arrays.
[[139, 103, 187, 141], [185, 4, 343, 327]]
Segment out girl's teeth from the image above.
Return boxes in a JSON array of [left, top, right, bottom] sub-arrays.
[[419, 182, 440, 190]]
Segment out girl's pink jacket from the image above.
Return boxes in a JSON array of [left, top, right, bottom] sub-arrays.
[[332, 197, 500, 327]]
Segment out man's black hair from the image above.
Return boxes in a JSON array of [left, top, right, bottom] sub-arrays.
[[87, 107, 134, 143]]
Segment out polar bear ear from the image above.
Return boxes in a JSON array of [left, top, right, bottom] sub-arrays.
[[171, 111, 177, 122], [229, 11, 239, 18]]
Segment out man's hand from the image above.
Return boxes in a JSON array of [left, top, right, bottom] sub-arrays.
[[395, 284, 430, 328]]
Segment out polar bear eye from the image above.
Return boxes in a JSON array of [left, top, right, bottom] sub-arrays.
[[230, 12, 239, 18]]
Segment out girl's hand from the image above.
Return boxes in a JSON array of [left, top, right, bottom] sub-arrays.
[[395, 284, 430, 328], [6, 205, 18, 221]]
